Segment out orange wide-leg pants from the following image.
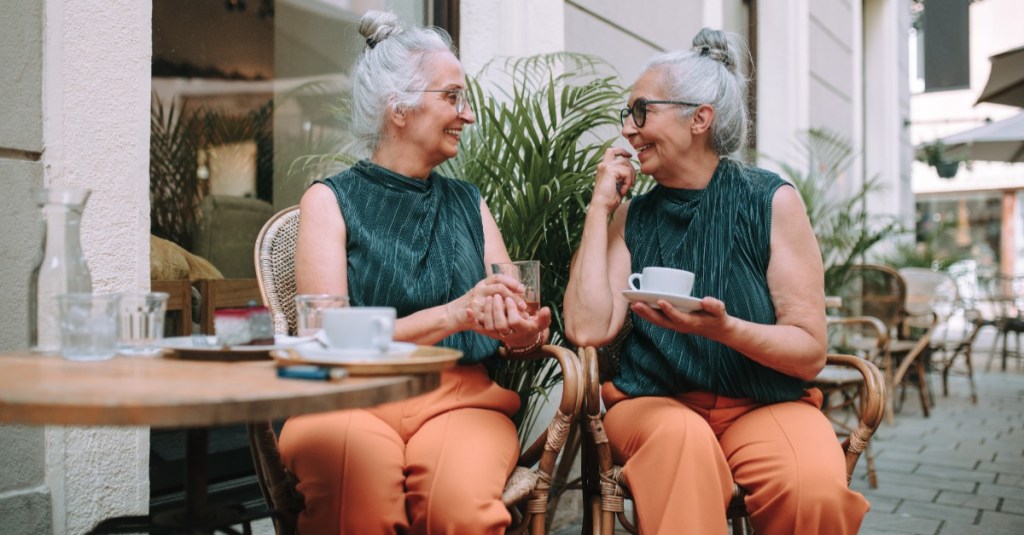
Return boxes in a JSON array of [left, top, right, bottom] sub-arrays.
[[279, 364, 521, 534], [601, 384, 870, 535]]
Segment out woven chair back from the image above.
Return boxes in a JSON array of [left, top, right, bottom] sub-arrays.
[[843, 264, 907, 335], [254, 206, 301, 335], [899, 267, 959, 320]]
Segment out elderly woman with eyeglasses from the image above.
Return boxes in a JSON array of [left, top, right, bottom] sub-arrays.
[[564, 28, 869, 534], [278, 10, 551, 534]]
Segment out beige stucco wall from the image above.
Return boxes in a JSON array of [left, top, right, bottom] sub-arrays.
[[0, 0, 152, 533]]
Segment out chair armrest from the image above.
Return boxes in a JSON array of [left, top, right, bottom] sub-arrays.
[[517, 345, 583, 470], [824, 353, 887, 479]]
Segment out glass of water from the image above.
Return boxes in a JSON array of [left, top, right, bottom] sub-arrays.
[[118, 292, 169, 356], [58, 293, 121, 361]]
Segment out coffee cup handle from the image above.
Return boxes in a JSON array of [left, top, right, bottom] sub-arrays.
[[373, 317, 394, 352], [628, 273, 642, 291]]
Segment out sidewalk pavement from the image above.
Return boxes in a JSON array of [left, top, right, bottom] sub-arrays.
[[553, 326, 1024, 534]]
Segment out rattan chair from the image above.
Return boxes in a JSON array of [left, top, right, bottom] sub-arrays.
[[816, 315, 890, 488], [579, 341, 886, 535], [900, 267, 979, 403], [248, 205, 583, 534], [843, 264, 934, 419]]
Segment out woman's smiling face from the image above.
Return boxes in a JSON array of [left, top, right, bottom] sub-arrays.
[[404, 51, 475, 166], [621, 68, 697, 180]]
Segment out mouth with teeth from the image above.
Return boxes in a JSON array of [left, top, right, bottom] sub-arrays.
[[444, 128, 461, 140], [635, 143, 653, 156]]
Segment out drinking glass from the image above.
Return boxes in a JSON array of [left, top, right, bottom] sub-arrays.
[[491, 260, 541, 316], [58, 293, 120, 361], [118, 292, 169, 356], [294, 294, 350, 337]]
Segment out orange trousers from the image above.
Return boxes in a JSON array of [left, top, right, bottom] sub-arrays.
[[601, 383, 870, 535], [279, 364, 521, 534]]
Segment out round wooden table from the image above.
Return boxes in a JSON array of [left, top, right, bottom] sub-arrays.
[[0, 350, 454, 534]]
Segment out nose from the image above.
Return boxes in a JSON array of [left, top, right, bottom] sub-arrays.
[[459, 104, 476, 124], [620, 116, 637, 137]]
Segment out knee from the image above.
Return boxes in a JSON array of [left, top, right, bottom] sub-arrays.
[[279, 412, 352, 476], [753, 472, 867, 531], [418, 486, 511, 534]]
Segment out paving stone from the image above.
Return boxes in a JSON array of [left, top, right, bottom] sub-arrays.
[[978, 509, 1024, 530], [935, 490, 1000, 510], [935, 521, 1021, 535], [861, 512, 941, 534], [914, 463, 998, 484], [895, 500, 981, 525]]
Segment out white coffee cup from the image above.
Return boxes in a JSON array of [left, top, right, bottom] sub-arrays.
[[320, 307, 396, 353], [628, 267, 695, 296]]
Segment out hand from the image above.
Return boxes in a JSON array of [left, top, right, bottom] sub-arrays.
[[590, 148, 637, 213], [446, 274, 525, 332], [629, 296, 731, 342], [485, 295, 552, 347]]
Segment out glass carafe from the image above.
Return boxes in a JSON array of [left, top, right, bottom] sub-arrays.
[[29, 188, 93, 353]]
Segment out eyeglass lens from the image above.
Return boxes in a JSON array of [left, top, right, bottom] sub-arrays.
[[620, 99, 648, 127]]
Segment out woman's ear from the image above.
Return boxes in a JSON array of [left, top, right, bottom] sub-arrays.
[[691, 104, 714, 135], [387, 102, 408, 128]]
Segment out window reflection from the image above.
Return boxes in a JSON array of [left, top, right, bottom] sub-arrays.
[[151, 0, 425, 266]]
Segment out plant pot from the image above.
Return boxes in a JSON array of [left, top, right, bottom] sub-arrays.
[[934, 160, 960, 179]]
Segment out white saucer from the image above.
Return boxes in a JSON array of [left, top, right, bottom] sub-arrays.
[[621, 290, 703, 312], [294, 341, 418, 362]]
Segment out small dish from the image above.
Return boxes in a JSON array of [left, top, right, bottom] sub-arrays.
[[161, 335, 307, 361], [270, 344, 463, 376], [621, 290, 703, 312]]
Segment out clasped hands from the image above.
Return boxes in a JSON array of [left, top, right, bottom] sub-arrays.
[[449, 273, 551, 348]]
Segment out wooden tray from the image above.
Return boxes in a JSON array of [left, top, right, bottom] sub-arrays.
[[270, 345, 463, 376]]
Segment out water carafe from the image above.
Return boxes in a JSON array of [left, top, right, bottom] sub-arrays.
[[29, 188, 93, 353]]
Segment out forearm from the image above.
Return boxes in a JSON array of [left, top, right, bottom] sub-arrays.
[[393, 304, 460, 346], [564, 206, 620, 347], [714, 317, 826, 381]]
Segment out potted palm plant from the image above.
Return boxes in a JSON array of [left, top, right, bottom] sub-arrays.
[[774, 128, 904, 294], [440, 53, 627, 440], [918, 139, 964, 179]]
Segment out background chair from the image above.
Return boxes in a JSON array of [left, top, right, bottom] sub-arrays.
[[900, 267, 980, 403], [579, 345, 886, 535], [843, 264, 934, 418], [977, 273, 1024, 372], [248, 205, 583, 535]]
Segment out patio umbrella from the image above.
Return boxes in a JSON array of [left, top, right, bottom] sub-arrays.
[[934, 111, 1024, 163], [976, 45, 1024, 108]]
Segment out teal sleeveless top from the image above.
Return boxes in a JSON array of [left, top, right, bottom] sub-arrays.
[[319, 160, 500, 365], [620, 158, 806, 403]]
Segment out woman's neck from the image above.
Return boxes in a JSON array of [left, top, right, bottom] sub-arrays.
[[371, 142, 434, 180], [658, 149, 721, 190]]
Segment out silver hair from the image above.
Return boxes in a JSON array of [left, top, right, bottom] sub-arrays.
[[644, 27, 750, 156], [350, 10, 456, 154]]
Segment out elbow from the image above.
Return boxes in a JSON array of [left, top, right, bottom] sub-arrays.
[[564, 323, 614, 350], [798, 350, 828, 382]]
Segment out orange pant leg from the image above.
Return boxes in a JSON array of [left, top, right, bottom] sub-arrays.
[[602, 393, 734, 535], [405, 406, 520, 535], [719, 391, 870, 535], [278, 408, 408, 535]]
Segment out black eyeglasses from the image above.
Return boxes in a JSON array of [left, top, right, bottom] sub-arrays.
[[620, 98, 700, 128], [410, 88, 469, 114]]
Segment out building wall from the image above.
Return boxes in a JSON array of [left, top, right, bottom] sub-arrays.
[[0, 0, 152, 533]]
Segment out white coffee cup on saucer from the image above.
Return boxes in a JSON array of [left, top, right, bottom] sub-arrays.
[[321, 307, 396, 354], [628, 267, 695, 296]]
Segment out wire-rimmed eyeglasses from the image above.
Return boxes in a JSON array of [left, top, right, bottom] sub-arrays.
[[410, 88, 469, 114], [620, 98, 700, 128]]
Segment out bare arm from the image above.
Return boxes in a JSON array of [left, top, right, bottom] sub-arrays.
[[630, 185, 827, 381], [564, 148, 637, 347]]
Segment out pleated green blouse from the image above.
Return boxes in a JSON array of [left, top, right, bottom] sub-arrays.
[[619, 158, 807, 403], [318, 160, 500, 365]]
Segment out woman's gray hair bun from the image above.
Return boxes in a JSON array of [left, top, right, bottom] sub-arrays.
[[360, 10, 405, 51], [692, 28, 737, 73]]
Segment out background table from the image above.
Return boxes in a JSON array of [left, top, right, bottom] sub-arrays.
[[0, 352, 445, 534]]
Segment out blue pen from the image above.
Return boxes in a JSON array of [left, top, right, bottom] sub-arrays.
[[277, 365, 348, 381]]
